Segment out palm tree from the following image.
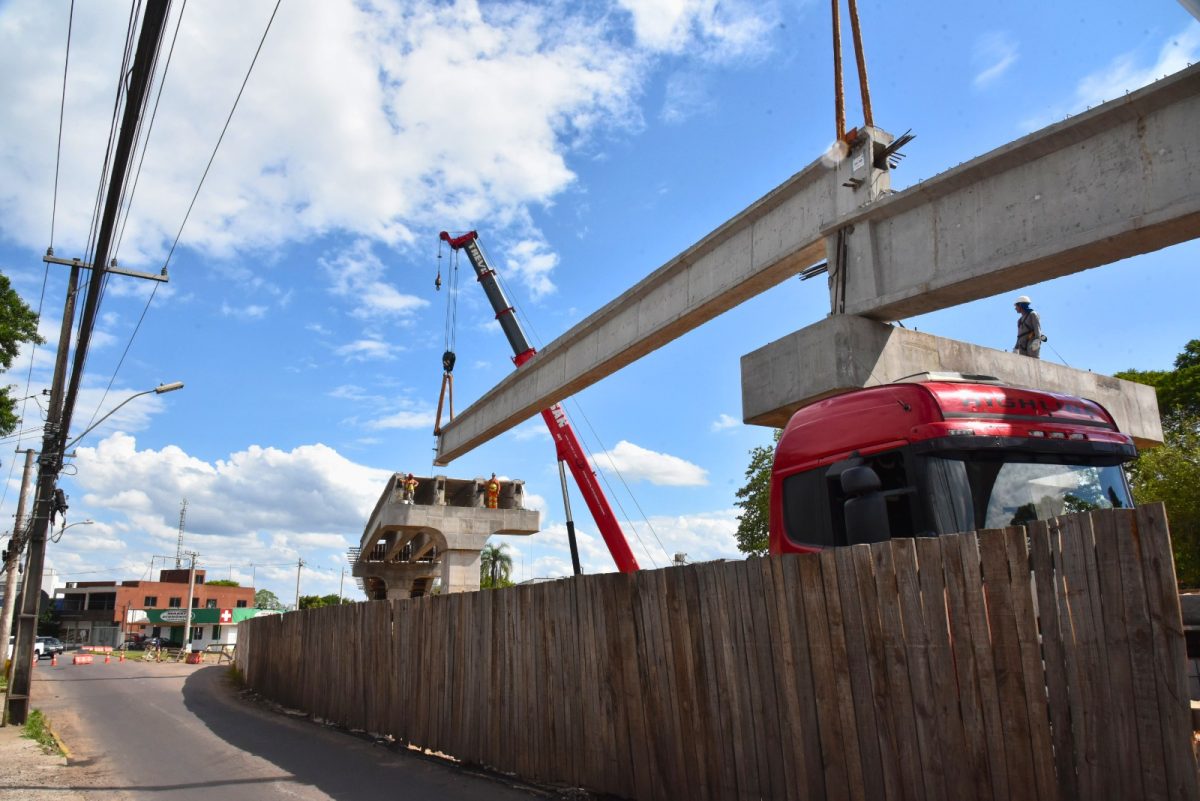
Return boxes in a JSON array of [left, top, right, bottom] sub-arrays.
[[480, 542, 513, 589]]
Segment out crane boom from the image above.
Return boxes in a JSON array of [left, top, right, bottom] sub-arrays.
[[439, 230, 640, 573]]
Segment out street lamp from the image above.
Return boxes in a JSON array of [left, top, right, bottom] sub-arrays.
[[63, 382, 184, 451], [51, 519, 94, 544]]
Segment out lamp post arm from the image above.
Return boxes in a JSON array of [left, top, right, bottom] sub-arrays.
[[62, 382, 183, 451]]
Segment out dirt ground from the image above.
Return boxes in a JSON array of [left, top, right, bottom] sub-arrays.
[[0, 714, 114, 801]]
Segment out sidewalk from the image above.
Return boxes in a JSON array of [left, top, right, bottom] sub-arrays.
[[0, 717, 112, 800]]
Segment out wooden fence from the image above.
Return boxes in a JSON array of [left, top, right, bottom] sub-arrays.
[[236, 505, 1199, 800]]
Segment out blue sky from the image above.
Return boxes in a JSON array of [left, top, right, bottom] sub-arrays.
[[0, 0, 1197, 604]]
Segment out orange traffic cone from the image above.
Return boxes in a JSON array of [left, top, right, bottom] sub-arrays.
[[50, 653, 57, 666], [119, 651, 125, 663], [104, 653, 111, 664]]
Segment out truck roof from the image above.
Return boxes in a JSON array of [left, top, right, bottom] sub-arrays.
[[775, 381, 1126, 472]]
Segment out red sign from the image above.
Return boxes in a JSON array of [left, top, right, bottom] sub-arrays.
[[219, 609, 233, 624]]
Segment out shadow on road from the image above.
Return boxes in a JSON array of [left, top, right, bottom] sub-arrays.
[[179, 666, 539, 801]]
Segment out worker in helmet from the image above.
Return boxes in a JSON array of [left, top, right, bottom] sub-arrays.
[[403, 473, 418, 504], [1013, 295, 1043, 358], [485, 473, 501, 509]]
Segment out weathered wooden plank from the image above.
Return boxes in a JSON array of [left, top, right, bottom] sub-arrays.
[[870, 539, 928, 801], [940, 534, 996, 801], [1111, 509, 1170, 800], [689, 563, 734, 799], [893, 538, 949, 801], [780, 554, 828, 801], [1090, 511, 1141, 799], [633, 569, 671, 799], [762, 557, 807, 801], [1028, 519, 1079, 801], [977, 528, 1039, 799], [664, 565, 708, 801], [914, 537, 974, 801], [728, 559, 773, 801], [1002, 526, 1058, 801], [710, 561, 760, 800], [798, 552, 852, 801], [1077, 513, 1123, 787], [1136, 503, 1200, 801], [848, 545, 905, 801], [828, 546, 880, 801]]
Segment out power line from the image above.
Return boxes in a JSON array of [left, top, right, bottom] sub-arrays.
[[114, 0, 188, 262], [161, 0, 282, 274], [48, 0, 75, 251]]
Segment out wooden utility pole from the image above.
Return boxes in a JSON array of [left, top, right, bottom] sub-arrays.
[[0, 449, 36, 687]]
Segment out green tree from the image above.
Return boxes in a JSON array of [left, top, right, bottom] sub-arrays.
[[1117, 339, 1200, 589], [480, 542, 514, 589], [254, 589, 284, 610], [0, 273, 44, 436], [205, 579, 240, 587], [734, 430, 781, 557]]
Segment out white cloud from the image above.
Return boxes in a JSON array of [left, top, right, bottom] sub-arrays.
[[511, 423, 551, 441], [660, 71, 714, 123], [972, 32, 1018, 88], [335, 338, 396, 361], [503, 238, 559, 299], [595, 439, 708, 486], [320, 239, 427, 319], [220, 302, 268, 320], [64, 385, 171, 447], [366, 409, 437, 430], [1021, 22, 1200, 130], [70, 432, 392, 541], [617, 0, 775, 59], [710, 413, 739, 432]]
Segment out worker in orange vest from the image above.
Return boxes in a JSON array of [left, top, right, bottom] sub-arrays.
[[485, 473, 500, 509], [403, 473, 418, 504]]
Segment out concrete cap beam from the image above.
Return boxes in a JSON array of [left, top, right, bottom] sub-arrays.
[[740, 315, 1163, 447]]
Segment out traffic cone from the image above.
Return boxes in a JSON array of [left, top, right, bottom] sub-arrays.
[[119, 651, 125, 663], [104, 652, 111, 664], [50, 653, 57, 667]]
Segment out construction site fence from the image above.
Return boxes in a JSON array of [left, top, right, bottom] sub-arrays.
[[235, 505, 1199, 801]]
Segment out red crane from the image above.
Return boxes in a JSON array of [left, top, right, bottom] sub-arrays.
[[439, 231, 640, 574]]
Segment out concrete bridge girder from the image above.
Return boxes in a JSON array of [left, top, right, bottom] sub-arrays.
[[433, 65, 1199, 463]]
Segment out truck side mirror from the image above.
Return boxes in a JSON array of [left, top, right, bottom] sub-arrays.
[[841, 466, 891, 545]]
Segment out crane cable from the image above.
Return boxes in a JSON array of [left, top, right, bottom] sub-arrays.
[[433, 240, 460, 435], [831, 0, 873, 142]]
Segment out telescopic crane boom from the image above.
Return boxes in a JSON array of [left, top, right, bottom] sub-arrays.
[[439, 230, 640, 573]]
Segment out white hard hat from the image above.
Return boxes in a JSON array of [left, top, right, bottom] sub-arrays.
[[1015, 295, 1031, 305]]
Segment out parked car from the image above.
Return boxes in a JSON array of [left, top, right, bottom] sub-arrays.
[[35, 636, 65, 658]]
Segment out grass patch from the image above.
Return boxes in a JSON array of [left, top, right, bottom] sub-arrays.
[[22, 710, 63, 756], [226, 663, 245, 687]]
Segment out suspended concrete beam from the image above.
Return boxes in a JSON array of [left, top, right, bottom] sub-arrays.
[[740, 315, 1163, 448], [436, 65, 1198, 463]]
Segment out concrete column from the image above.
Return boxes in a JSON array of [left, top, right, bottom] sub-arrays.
[[441, 550, 483, 594]]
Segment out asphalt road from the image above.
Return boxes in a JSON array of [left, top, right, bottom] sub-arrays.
[[27, 659, 550, 801]]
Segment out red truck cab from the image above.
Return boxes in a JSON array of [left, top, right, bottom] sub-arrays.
[[768, 375, 1137, 554]]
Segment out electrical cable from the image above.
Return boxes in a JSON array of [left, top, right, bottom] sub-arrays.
[[160, 0, 282, 275], [114, 0, 188, 261], [48, 0, 75, 251]]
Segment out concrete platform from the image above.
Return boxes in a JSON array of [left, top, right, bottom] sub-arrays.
[[740, 315, 1163, 447], [353, 474, 540, 598]]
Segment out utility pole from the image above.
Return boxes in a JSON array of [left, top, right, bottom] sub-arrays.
[[174, 498, 187, 568], [4, 0, 171, 726], [0, 449, 36, 683], [6, 265, 78, 725], [338, 566, 345, 603], [181, 551, 198, 650], [294, 558, 305, 611]]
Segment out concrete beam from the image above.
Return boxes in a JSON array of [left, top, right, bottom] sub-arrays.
[[834, 64, 1200, 320], [740, 315, 1163, 448], [435, 65, 1198, 463]]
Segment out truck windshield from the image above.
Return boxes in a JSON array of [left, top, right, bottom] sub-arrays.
[[924, 456, 1134, 533]]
